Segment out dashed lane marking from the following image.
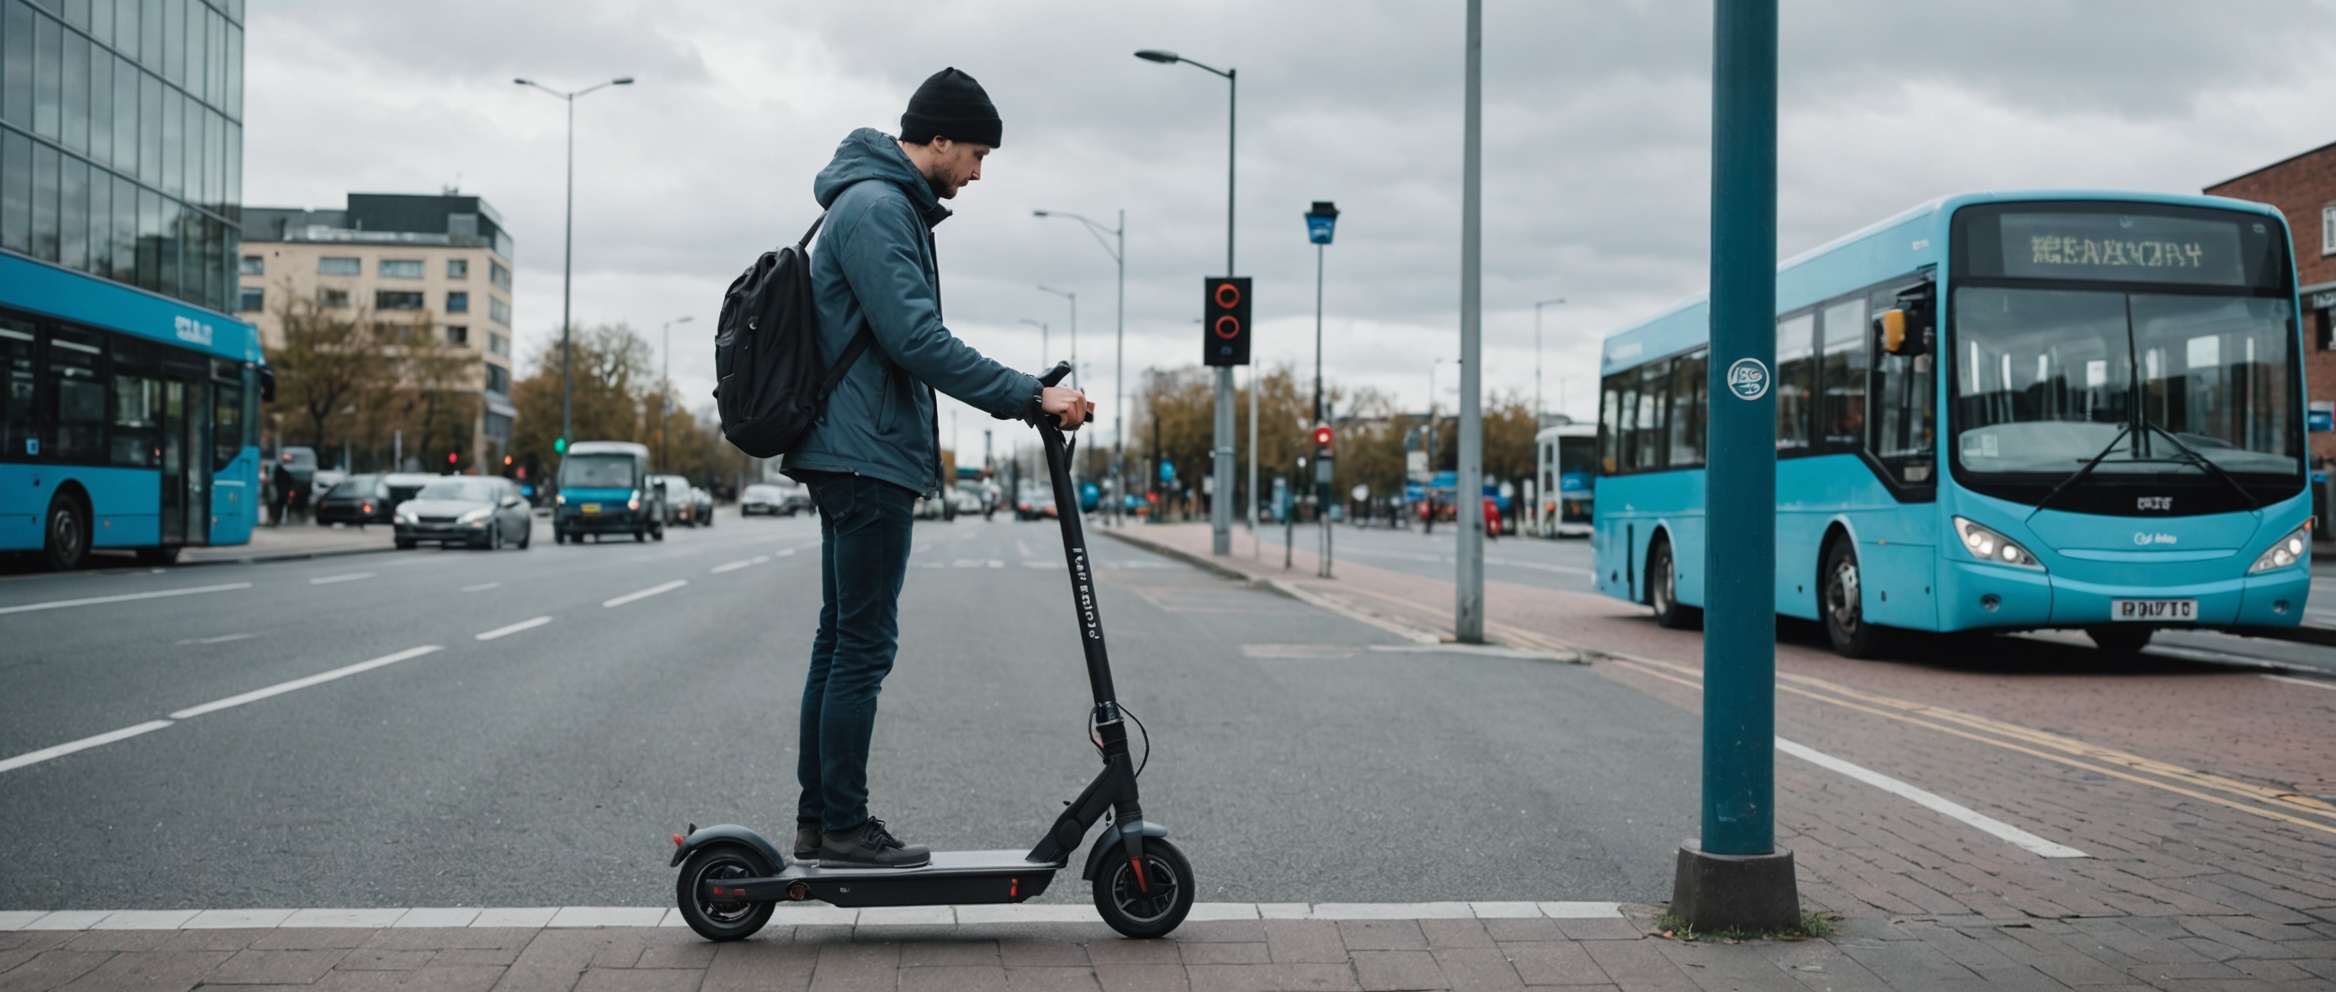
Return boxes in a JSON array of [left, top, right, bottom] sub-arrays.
[[0, 582, 252, 616], [709, 560, 753, 574], [1775, 738, 2088, 858], [308, 572, 375, 585], [175, 633, 255, 645], [0, 901, 1624, 931], [603, 580, 687, 608], [460, 582, 501, 592], [0, 720, 175, 774], [169, 646, 445, 719], [475, 617, 552, 641]]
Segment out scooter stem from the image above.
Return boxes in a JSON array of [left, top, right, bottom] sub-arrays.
[[1039, 422, 1118, 707]]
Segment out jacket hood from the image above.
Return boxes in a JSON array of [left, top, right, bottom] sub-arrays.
[[814, 128, 950, 227]]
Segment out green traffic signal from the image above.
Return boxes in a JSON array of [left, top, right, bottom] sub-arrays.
[[553, 438, 567, 454]]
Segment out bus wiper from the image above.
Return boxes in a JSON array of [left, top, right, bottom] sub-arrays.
[[2029, 424, 2132, 516], [2141, 422, 2262, 509]]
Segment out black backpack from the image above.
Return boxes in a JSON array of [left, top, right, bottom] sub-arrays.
[[713, 214, 873, 458]]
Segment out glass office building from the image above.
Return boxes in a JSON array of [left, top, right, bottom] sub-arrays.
[[0, 0, 243, 312]]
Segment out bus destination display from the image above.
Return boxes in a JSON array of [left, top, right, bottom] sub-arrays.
[[1997, 212, 2246, 285]]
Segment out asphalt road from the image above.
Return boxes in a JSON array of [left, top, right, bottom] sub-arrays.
[[0, 509, 1696, 911], [1257, 521, 2336, 677]]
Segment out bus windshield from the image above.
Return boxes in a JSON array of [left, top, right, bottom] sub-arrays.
[[559, 455, 638, 490], [1952, 288, 2300, 481]]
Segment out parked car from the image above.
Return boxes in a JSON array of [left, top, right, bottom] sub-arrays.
[[554, 441, 662, 543], [913, 495, 954, 521], [949, 481, 991, 519], [314, 474, 393, 526], [690, 486, 716, 527], [382, 472, 437, 511], [1014, 481, 1057, 521], [652, 474, 696, 527], [394, 476, 533, 550], [741, 482, 811, 517]]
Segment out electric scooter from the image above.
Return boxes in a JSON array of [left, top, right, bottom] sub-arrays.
[[668, 363, 1193, 942]]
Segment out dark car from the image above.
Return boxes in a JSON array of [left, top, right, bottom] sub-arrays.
[[314, 474, 393, 526], [394, 476, 533, 550]]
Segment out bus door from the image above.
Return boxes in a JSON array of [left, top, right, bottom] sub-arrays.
[[158, 364, 211, 547]]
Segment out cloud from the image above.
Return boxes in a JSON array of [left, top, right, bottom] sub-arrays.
[[243, 0, 2336, 451]]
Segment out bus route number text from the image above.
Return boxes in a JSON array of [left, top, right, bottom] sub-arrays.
[[2030, 235, 2205, 271]]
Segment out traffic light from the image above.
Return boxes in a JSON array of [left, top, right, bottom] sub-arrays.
[[446, 451, 458, 466], [1203, 276, 1251, 366], [553, 438, 568, 454], [1313, 425, 1334, 451]]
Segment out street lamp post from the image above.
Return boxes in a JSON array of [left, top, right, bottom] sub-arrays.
[[659, 315, 693, 467], [1035, 209, 1126, 524], [1136, 48, 1237, 556], [1456, 0, 1487, 643], [1037, 286, 1077, 388], [514, 74, 634, 445]]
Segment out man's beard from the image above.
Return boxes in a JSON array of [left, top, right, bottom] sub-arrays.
[[925, 171, 954, 200]]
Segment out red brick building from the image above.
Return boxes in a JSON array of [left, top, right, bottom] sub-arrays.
[[2205, 142, 2336, 470]]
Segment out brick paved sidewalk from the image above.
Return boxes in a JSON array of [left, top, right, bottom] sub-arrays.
[[1089, 523, 2336, 991]]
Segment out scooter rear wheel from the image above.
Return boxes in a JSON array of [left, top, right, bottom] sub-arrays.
[[1092, 839, 1194, 939], [676, 844, 776, 942]]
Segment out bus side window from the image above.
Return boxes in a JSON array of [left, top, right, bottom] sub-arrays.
[[2, 317, 34, 459], [1776, 313, 1815, 454], [1599, 373, 1627, 474], [1820, 298, 1868, 452], [46, 326, 107, 462], [212, 359, 243, 470], [111, 338, 161, 468], [1667, 349, 1706, 468], [1870, 287, 1935, 487], [1634, 358, 1671, 471]]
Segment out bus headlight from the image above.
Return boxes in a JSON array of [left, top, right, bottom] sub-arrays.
[[1953, 516, 2042, 570], [2248, 524, 2311, 574], [555, 494, 567, 507], [627, 493, 642, 511]]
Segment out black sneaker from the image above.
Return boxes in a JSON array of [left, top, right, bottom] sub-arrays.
[[794, 825, 822, 864], [818, 818, 931, 869]]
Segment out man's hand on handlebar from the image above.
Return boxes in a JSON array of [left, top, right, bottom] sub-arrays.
[[1040, 386, 1094, 430]]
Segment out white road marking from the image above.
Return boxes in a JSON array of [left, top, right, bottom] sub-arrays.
[[175, 633, 255, 645], [459, 582, 501, 592], [776, 548, 797, 557], [475, 617, 552, 641], [0, 582, 251, 616], [709, 560, 753, 574], [2263, 673, 2336, 691], [603, 580, 687, 608], [308, 572, 375, 585], [168, 646, 445, 719], [0, 720, 175, 774], [0, 901, 1624, 931], [1017, 540, 1034, 557], [751, 555, 770, 564], [1775, 737, 2087, 858]]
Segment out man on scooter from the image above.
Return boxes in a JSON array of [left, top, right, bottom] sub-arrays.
[[782, 68, 1092, 869]]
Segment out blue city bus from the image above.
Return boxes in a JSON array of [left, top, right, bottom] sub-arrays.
[[1592, 191, 2309, 658], [2, 252, 265, 569]]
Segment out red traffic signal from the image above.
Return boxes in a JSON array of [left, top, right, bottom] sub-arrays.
[[1203, 276, 1251, 367], [446, 451, 458, 465], [1313, 425, 1333, 450]]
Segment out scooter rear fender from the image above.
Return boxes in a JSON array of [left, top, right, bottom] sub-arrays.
[[671, 824, 787, 870], [1080, 819, 1169, 881]]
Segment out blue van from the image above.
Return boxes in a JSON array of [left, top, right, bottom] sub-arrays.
[[553, 441, 665, 544]]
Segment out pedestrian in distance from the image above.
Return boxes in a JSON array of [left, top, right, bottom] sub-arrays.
[[269, 460, 293, 527], [781, 68, 1093, 870]]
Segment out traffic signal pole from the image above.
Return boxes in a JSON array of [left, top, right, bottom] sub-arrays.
[[1454, 0, 1486, 643], [1670, 0, 1800, 932]]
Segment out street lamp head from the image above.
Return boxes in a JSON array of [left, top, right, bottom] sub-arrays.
[[513, 78, 532, 85], [612, 77, 635, 85], [1031, 210, 1049, 217], [1134, 49, 1181, 64], [675, 315, 694, 324]]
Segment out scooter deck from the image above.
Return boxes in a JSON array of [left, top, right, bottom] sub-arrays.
[[717, 850, 1068, 908]]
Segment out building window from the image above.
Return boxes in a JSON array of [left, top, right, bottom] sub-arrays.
[[318, 256, 360, 276], [488, 297, 510, 326], [484, 363, 510, 395], [318, 287, 350, 308], [2323, 205, 2335, 257], [446, 325, 468, 346], [487, 331, 509, 357], [445, 290, 469, 313], [238, 287, 263, 312], [375, 290, 424, 311], [239, 254, 263, 276], [380, 258, 424, 278], [447, 258, 469, 279], [489, 260, 511, 291]]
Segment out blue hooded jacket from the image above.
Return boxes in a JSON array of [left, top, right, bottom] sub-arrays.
[[781, 128, 1040, 496]]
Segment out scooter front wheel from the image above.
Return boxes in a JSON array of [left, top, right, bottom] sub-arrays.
[[675, 844, 776, 942], [1092, 839, 1194, 939]]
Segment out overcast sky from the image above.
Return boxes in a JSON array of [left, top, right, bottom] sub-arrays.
[[245, 1, 2336, 455]]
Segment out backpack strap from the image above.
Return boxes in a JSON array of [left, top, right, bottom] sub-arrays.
[[797, 213, 826, 251], [814, 328, 874, 404]]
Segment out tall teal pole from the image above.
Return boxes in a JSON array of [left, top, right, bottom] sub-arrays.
[[1702, 0, 1779, 859], [1672, 0, 1795, 932]]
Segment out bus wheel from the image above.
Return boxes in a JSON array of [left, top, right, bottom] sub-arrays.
[[1648, 538, 1701, 630], [1822, 540, 1889, 658], [2085, 626, 2152, 658], [42, 494, 90, 571]]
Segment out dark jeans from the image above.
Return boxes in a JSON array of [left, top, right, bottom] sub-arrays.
[[796, 472, 919, 834]]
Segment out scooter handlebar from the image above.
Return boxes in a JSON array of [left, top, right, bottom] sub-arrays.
[[1028, 362, 1095, 427]]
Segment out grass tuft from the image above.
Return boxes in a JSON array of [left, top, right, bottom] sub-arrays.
[[1651, 909, 1836, 943]]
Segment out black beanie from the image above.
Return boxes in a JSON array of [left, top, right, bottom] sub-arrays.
[[900, 67, 1002, 148]]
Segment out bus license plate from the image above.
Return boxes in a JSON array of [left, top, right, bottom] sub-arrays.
[[2112, 599, 2194, 622], [581, 503, 601, 514]]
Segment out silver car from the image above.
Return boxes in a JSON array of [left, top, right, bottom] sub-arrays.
[[394, 476, 533, 550]]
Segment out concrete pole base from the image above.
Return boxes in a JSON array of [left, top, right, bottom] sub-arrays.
[[1670, 840, 1799, 932]]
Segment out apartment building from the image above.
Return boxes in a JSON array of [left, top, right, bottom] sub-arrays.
[[238, 192, 516, 470]]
